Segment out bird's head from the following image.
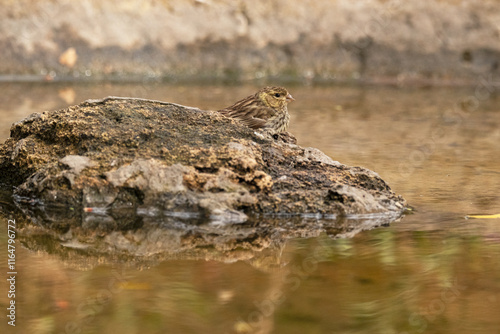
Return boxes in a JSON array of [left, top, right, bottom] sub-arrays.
[[258, 86, 294, 109]]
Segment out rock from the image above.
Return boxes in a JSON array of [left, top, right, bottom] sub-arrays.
[[0, 97, 406, 223], [60, 155, 95, 174]]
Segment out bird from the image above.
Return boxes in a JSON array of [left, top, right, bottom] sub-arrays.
[[218, 86, 294, 134]]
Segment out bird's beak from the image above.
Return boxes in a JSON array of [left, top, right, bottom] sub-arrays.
[[286, 93, 295, 102]]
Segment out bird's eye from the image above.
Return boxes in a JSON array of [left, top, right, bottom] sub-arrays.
[[274, 93, 281, 98]]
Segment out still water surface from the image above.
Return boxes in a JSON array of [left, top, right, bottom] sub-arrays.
[[0, 82, 499, 333]]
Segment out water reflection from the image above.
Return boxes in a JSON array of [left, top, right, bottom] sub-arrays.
[[6, 199, 402, 269], [1, 206, 499, 333], [0, 82, 499, 333]]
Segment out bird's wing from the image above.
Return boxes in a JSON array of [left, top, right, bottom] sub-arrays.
[[238, 115, 268, 129], [219, 98, 276, 129]]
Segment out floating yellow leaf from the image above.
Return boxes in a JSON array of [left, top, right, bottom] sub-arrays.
[[465, 213, 500, 219], [116, 282, 151, 290]]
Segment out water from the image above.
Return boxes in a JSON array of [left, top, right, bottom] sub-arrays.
[[0, 82, 499, 333]]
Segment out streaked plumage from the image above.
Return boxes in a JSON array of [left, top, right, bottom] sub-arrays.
[[218, 86, 294, 134]]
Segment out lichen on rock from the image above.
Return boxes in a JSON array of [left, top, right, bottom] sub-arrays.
[[0, 97, 406, 224]]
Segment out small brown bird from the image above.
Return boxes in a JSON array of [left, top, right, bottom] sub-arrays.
[[218, 86, 294, 134]]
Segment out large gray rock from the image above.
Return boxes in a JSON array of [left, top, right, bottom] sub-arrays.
[[1, 0, 499, 82], [0, 97, 406, 224]]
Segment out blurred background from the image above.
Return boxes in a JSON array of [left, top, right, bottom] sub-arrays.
[[1, 0, 499, 83], [1, 1, 500, 334]]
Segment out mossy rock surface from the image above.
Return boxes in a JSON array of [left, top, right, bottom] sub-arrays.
[[0, 97, 406, 224]]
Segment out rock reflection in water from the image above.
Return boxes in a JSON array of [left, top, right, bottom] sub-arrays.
[[14, 202, 403, 269]]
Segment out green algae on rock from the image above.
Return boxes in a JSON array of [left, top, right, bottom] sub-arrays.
[[0, 97, 406, 223]]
